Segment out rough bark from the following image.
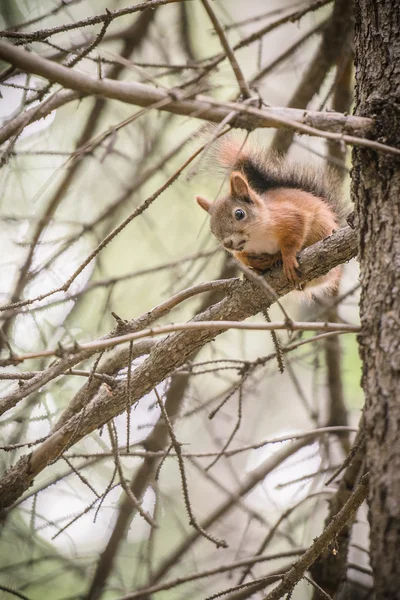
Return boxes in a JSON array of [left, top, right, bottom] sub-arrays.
[[353, 1, 400, 598], [323, 51, 354, 457]]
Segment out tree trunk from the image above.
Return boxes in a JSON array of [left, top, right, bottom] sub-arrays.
[[353, 1, 400, 598]]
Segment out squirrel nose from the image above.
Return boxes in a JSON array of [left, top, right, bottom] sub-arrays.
[[223, 238, 234, 249]]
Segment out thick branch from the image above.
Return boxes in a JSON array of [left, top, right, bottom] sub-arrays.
[[0, 41, 378, 150], [0, 226, 357, 511]]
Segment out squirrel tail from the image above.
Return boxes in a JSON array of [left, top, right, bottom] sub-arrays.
[[200, 128, 349, 224]]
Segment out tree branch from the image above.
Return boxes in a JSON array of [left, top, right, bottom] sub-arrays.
[[200, 0, 252, 99], [262, 473, 369, 600], [0, 42, 388, 156], [0, 226, 357, 512], [0, 7, 157, 352], [0, 0, 188, 41], [271, 0, 354, 153], [310, 419, 365, 596]]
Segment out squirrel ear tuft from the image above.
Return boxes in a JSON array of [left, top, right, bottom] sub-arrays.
[[230, 171, 250, 197], [196, 195, 212, 213]]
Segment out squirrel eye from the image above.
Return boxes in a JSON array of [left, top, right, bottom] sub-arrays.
[[234, 208, 246, 221]]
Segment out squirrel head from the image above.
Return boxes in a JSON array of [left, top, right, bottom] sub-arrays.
[[196, 171, 266, 252]]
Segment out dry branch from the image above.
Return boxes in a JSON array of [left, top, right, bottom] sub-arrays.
[[144, 437, 312, 590], [116, 549, 307, 600], [0, 7, 157, 351], [0, 319, 359, 369], [272, 0, 354, 153], [0, 0, 189, 41], [262, 473, 369, 600], [0, 41, 382, 152], [200, 0, 252, 99], [0, 225, 357, 512], [310, 421, 366, 596]]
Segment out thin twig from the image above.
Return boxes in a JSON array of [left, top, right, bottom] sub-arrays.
[[200, 0, 252, 99], [262, 474, 369, 600], [153, 388, 227, 548], [115, 549, 307, 599], [107, 421, 157, 527], [0, 320, 359, 368], [0, 0, 190, 41]]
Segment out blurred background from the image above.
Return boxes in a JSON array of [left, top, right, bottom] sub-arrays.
[[0, 1, 367, 599]]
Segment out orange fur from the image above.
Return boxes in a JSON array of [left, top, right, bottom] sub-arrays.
[[196, 139, 346, 297], [259, 188, 339, 286]]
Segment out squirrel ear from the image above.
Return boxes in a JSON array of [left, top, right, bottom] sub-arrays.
[[230, 171, 250, 197], [196, 195, 212, 213]]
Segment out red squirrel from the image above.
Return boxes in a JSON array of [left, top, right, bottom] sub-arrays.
[[195, 135, 345, 296]]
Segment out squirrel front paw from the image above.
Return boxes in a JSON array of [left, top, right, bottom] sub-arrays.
[[283, 256, 300, 285]]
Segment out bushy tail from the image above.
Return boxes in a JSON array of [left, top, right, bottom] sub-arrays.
[[200, 128, 349, 224]]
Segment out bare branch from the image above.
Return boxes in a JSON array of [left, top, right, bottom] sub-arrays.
[[262, 473, 369, 600], [0, 42, 384, 153], [272, 0, 354, 153], [116, 549, 307, 600], [0, 319, 359, 369], [0, 225, 357, 512], [200, 0, 252, 99], [0, 0, 189, 41]]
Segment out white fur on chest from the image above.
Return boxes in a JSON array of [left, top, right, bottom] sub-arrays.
[[244, 230, 280, 254]]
